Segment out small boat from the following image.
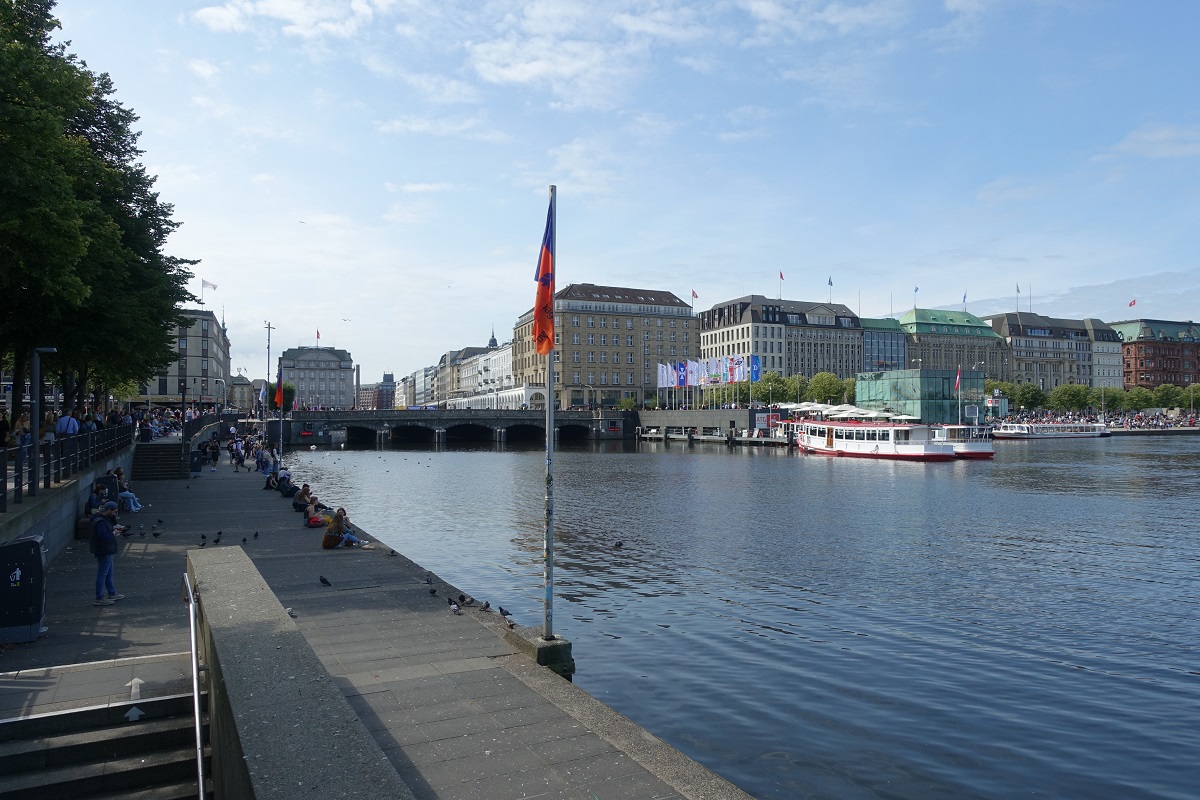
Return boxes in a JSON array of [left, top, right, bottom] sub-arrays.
[[933, 424, 995, 459], [794, 419, 956, 461], [991, 422, 1110, 439]]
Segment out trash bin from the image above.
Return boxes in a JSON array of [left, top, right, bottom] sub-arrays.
[[140, 426, 152, 442], [189, 449, 204, 476], [0, 534, 47, 644]]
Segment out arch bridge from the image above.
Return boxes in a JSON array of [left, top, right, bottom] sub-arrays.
[[285, 408, 632, 447]]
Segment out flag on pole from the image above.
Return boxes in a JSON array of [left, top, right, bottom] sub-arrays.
[[914, 286, 919, 294], [963, 291, 967, 304], [273, 369, 283, 409], [828, 276, 833, 287], [316, 328, 321, 341], [1128, 298, 1137, 307], [691, 289, 698, 299], [779, 271, 785, 281], [532, 201, 556, 356], [955, 366, 961, 392], [749, 355, 761, 382], [1016, 283, 1021, 294], [201, 279, 217, 290]]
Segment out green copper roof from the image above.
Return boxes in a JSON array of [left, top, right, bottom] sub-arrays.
[[859, 317, 903, 332], [899, 308, 1002, 339], [1107, 319, 1200, 343]]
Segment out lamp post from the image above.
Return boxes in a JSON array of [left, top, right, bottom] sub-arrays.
[[29, 346, 58, 497], [214, 378, 226, 419]]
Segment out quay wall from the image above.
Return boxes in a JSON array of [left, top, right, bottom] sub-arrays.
[[0, 453, 132, 560], [638, 409, 755, 435]]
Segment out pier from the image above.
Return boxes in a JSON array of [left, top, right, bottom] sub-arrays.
[[0, 433, 752, 799]]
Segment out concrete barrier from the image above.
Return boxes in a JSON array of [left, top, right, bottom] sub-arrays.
[[186, 547, 413, 799]]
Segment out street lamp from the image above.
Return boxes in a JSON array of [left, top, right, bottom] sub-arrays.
[[29, 346, 58, 497], [214, 378, 227, 418]]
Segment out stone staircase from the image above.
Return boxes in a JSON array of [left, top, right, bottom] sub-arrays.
[[131, 442, 187, 481], [0, 693, 208, 799]]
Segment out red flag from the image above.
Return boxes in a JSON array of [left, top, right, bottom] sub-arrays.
[[273, 370, 283, 409], [955, 367, 961, 392], [1128, 299, 1136, 307], [533, 201, 555, 355], [316, 328, 321, 340], [779, 271, 785, 281], [691, 289, 698, 299]]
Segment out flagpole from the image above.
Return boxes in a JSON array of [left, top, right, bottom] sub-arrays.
[[543, 184, 556, 641]]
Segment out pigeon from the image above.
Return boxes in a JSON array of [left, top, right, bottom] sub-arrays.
[[139, 524, 144, 531], [320, 576, 332, 587], [463, 597, 475, 607], [499, 607, 512, 618], [481, 601, 491, 612], [242, 537, 247, 544], [425, 573, 433, 585], [389, 549, 398, 557], [450, 603, 462, 615], [613, 540, 624, 549], [254, 531, 259, 539], [213, 538, 221, 545], [139, 529, 145, 537], [216, 530, 222, 537], [121, 530, 133, 538], [151, 524, 157, 532], [199, 542, 206, 548], [152, 531, 161, 538], [458, 594, 466, 603], [157, 519, 164, 524], [429, 588, 437, 596], [285, 607, 297, 618], [201, 533, 206, 540], [506, 619, 516, 629]]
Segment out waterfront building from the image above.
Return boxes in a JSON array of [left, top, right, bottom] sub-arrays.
[[899, 309, 1007, 381], [358, 372, 397, 411], [279, 346, 355, 409], [860, 317, 907, 373], [406, 366, 436, 407], [143, 308, 231, 410], [1084, 320, 1124, 389], [356, 383, 378, 410], [857, 368, 986, 424], [228, 374, 255, 412], [1106, 318, 1200, 391], [981, 312, 1117, 390], [433, 346, 495, 405], [698, 296, 862, 379], [514, 283, 692, 409]]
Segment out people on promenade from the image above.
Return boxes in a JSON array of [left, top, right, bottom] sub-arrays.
[[304, 495, 330, 526], [90, 501, 125, 606], [85, 482, 109, 516], [113, 468, 144, 512], [321, 508, 370, 549], [263, 471, 279, 491], [55, 410, 80, 437], [208, 438, 220, 472], [293, 484, 313, 512]]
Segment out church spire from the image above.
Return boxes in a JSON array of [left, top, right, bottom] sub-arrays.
[[488, 325, 498, 348]]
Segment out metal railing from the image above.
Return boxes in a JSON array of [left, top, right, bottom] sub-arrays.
[[181, 572, 208, 799], [1, 423, 136, 512]]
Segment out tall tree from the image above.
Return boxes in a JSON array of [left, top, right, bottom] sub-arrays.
[[806, 372, 843, 404]]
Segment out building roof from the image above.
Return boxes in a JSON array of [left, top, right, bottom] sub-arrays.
[[699, 295, 857, 330], [556, 283, 688, 307], [859, 317, 903, 332], [1107, 318, 1200, 343], [900, 309, 1002, 339]]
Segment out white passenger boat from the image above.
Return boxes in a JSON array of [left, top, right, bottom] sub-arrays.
[[933, 424, 995, 459], [991, 422, 1110, 439], [794, 419, 957, 461]]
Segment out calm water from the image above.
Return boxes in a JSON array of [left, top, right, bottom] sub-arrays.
[[286, 436, 1199, 800]]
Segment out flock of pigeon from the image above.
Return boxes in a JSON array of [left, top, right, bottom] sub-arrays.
[[196, 529, 259, 548], [315, 571, 516, 628]]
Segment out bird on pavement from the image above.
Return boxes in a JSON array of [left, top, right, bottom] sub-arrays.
[[450, 602, 462, 615], [152, 531, 161, 538], [213, 537, 221, 545], [320, 576, 332, 587], [201, 533, 206, 540], [499, 607, 512, 618], [254, 531, 259, 539], [389, 549, 398, 557], [242, 537, 247, 544], [199, 542, 206, 548], [429, 588, 437, 596], [425, 573, 433, 584], [157, 519, 164, 524], [481, 602, 491, 612], [285, 607, 297, 618]]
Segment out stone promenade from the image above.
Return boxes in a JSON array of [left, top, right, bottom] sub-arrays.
[[0, 442, 752, 799]]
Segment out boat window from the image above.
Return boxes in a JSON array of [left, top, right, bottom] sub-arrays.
[[855, 429, 865, 441], [895, 429, 909, 441], [835, 428, 845, 439], [879, 431, 890, 441], [867, 430, 877, 441]]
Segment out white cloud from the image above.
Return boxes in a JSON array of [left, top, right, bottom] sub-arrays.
[[188, 58, 221, 79], [402, 73, 481, 104], [400, 182, 454, 193], [547, 137, 618, 196], [193, 0, 380, 39], [376, 115, 509, 142], [1112, 124, 1200, 159]]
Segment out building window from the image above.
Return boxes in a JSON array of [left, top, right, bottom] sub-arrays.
[[179, 339, 186, 350], [587, 317, 595, 327], [588, 334, 595, 345], [572, 352, 580, 363], [572, 333, 580, 345], [587, 352, 595, 363]]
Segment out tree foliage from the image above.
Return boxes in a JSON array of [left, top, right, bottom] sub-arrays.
[[806, 372, 843, 403], [1011, 383, 1047, 411], [1153, 384, 1183, 410], [1, 0, 195, 423], [1048, 384, 1091, 411], [1089, 386, 1125, 413], [1125, 387, 1155, 411]]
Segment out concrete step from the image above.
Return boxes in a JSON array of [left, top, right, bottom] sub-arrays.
[[86, 779, 209, 800], [0, 743, 205, 799], [0, 694, 197, 742], [0, 714, 197, 775]]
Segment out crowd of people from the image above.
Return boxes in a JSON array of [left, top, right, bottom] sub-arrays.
[[998, 410, 1197, 429]]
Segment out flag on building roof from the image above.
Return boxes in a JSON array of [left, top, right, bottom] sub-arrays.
[[691, 289, 698, 299], [201, 279, 217, 290], [1129, 298, 1137, 307], [532, 200, 555, 356]]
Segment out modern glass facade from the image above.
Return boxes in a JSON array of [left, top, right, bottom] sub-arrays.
[[856, 368, 986, 424]]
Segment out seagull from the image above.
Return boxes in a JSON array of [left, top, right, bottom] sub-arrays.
[[320, 576, 332, 587]]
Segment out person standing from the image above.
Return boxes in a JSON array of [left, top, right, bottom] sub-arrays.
[[90, 501, 125, 606]]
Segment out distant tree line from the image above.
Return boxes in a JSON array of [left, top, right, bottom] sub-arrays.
[[1, 0, 195, 425], [984, 381, 1197, 415]]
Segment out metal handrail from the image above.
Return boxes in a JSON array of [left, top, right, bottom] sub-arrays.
[[181, 573, 207, 799]]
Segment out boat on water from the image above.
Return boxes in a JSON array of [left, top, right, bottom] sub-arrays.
[[991, 422, 1110, 439], [793, 419, 957, 461], [933, 424, 995, 459]]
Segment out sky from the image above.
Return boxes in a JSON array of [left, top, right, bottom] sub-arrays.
[[52, 0, 1200, 383]]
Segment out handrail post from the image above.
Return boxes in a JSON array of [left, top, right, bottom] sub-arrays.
[[181, 573, 207, 799]]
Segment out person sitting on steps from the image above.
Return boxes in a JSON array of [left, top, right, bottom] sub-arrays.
[[321, 508, 371, 549], [292, 484, 313, 512]]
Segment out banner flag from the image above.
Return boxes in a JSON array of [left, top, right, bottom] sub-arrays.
[[1128, 298, 1137, 307], [955, 366, 961, 392], [201, 279, 217, 290], [749, 355, 761, 382], [709, 358, 723, 384], [273, 369, 283, 409], [687, 360, 699, 386], [533, 201, 556, 355], [676, 362, 687, 387]]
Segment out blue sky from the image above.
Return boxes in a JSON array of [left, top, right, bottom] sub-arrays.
[[54, 1, 1200, 382]]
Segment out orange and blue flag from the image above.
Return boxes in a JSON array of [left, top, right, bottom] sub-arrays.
[[533, 201, 555, 355]]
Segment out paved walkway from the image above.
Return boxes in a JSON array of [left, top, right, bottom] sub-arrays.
[[1, 445, 752, 799]]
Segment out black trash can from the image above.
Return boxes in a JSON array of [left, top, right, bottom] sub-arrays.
[[189, 449, 204, 476], [0, 534, 47, 643], [139, 426, 152, 442]]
